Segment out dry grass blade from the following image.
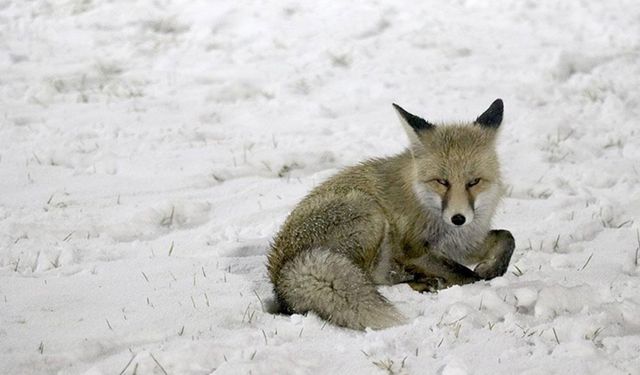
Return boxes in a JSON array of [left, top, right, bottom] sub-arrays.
[[253, 290, 265, 311], [552, 328, 560, 344], [579, 253, 594, 271], [62, 231, 74, 241], [118, 354, 136, 375], [150, 353, 169, 375]]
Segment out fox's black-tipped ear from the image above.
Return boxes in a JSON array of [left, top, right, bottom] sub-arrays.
[[393, 103, 434, 133], [475, 99, 503, 128]]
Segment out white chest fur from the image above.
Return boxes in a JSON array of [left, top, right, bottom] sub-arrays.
[[429, 216, 490, 263]]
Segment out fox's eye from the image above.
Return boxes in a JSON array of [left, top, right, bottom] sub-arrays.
[[467, 178, 481, 188], [436, 179, 450, 187]]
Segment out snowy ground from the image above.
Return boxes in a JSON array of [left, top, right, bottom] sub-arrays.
[[1, 0, 640, 374]]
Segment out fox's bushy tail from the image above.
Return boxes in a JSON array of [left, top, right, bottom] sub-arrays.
[[275, 248, 405, 330]]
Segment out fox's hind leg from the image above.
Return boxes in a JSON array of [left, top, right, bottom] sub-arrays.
[[473, 229, 515, 280]]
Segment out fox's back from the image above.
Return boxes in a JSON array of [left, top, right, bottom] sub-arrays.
[[267, 154, 410, 284]]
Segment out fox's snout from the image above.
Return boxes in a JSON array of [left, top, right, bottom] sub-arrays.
[[443, 200, 475, 227], [413, 181, 477, 227], [440, 184, 475, 227]]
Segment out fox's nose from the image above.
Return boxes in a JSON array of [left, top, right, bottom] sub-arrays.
[[451, 214, 466, 226]]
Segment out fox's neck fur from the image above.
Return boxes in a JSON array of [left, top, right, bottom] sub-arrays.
[[367, 150, 501, 264]]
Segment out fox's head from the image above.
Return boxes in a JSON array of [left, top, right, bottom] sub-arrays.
[[393, 99, 504, 228]]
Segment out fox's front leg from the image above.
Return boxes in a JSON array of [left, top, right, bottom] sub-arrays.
[[473, 229, 515, 280], [404, 252, 481, 292]]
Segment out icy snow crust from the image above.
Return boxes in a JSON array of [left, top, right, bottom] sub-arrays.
[[1, 1, 640, 374]]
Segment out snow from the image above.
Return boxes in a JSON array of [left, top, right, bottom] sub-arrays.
[[1, 0, 639, 374]]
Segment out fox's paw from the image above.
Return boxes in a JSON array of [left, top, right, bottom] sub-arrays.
[[408, 278, 443, 293], [474, 260, 506, 280], [476, 229, 515, 279]]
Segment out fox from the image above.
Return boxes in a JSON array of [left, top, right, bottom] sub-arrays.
[[266, 99, 515, 330]]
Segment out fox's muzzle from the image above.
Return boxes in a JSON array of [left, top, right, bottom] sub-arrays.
[[442, 186, 475, 227]]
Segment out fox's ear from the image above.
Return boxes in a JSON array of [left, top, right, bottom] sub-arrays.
[[393, 103, 434, 146], [475, 99, 503, 128], [393, 103, 433, 132]]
